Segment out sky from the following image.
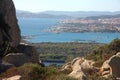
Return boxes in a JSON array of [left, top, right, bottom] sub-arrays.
[[13, 0, 120, 12]]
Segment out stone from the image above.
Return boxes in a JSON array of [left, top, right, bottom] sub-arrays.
[[100, 52, 120, 78], [61, 62, 72, 73], [2, 43, 40, 67], [2, 75, 21, 80], [68, 58, 86, 80], [100, 60, 112, 77], [3, 53, 30, 67], [109, 54, 120, 77], [62, 57, 96, 80], [0, 61, 14, 73], [17, 43, 39, 63], [62, 57, 87, 80], [69, 70, 86, 80], [0, 0, 21, 47], [81, 59, 95, 71]]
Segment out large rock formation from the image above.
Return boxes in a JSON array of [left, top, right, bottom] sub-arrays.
[[68, 58, 86, 80], [0, 0, 41, 73], [17, 43, 39, 63], [100, 52, 120, 78], [3, 43, 39, 67], [3, 53, 31, 67], [0, 0, 21, 72], [61, 57, 95, 80], [109, 52, 120, 77], [100, 60, 112, 77], [0, 0, 21, 47]]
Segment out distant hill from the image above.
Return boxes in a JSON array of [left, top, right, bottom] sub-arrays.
[[16, 10, 71, 18], [85, 14, 120, 20], [40, 11, 120, 17], [16, 10, 120, 18]]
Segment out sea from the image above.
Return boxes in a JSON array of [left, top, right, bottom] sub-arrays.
[[18, 18, 120, 43], [18, 18, 120, 66]]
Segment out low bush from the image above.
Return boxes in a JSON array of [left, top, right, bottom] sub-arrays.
[[86, 38, 120, 67], [55, 74, 77, 80], [0, 63, 77, 80]]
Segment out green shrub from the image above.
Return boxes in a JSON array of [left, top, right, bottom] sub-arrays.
[[108, 38, 120, 53], [56, 74, 77, 80], [88, 75, 116, 80], [86, 38, 120, 67], [30, 66, 59, 80], [0, 63, 60, 80]]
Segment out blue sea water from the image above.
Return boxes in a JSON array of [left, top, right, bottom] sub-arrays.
[[18, 18, 120, 43]]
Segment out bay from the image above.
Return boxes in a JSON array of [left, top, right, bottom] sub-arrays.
[[18, 18, 120, 43]]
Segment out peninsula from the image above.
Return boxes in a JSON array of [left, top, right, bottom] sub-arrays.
[[47, 14, 120, 33]]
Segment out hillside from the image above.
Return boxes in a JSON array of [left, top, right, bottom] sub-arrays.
[[47, 14, 120, 33]]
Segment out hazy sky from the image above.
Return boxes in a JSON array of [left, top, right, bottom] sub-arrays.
[[13, 0, 120, 12]]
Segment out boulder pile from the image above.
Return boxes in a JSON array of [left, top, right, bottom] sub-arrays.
[[61, 57, 95, 80]]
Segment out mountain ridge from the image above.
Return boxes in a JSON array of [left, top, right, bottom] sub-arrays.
[[16, 10, 120, 18]]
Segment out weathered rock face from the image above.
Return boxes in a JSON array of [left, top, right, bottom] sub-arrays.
[[2, 43, 39, 67], [109, 52, 120, 77], [0, 0, 41, 73], [61, 57, 95, 80], [100, 52, 120, 78], [0, 62, 14, 73], [17, 43, 39, 63], [2, 75, 21, 80], [68, 58, 86, 80], [0, 0, 21, 47], [3, 53, 30, 67], [81, 59, 95, 72], [100, 60, 112, 77]]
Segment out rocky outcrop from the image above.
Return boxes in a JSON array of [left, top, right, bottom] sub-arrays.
[[61, 62, 72, 74], [17, 43, 39, 63], [100, 52, 120, 78], [0, 0, 21, 47], [0, 0, 21, 72], [0, 62, 14, 73], [3, 53, 30, 67], [81, 59, 95, 72], [3, 43, 39, 67], [0, 0, 41, 73], [109, 52, 120, 77], [100, 60, 112, 77], [68, 58, 86, 80], [62, 57, 95, 80], [2, 75, 21, 80]]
